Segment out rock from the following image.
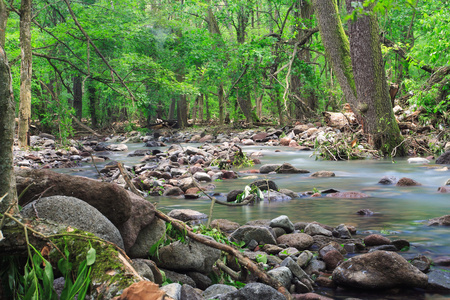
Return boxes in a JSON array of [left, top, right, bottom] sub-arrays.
[[326, 191, 369, 198], [156, 236, 221, 274], [436, 151, 450, 164], [378, 175, 399, 185], [428, 215, 450, 226], [107, 144, 128, 151], [186, 271, 212, 290], [357, 209, 374, 215], [184, 187, 201, 199], [391, 239, 410, 251], [332, 251, 428, 289], [427, 270, 450, 291], [408, 157, 430, 164], [162, 269, 196, 287], [276, 233, 314, 250], [438, 186, 450, 193], [304, 223, 332, 237], [132, 259, 155, 282], [177, 177, 198, 191], [410, 255, 432, 273], [227, 189, 244, 202], [167, 209, 207, 222], [281, 257, 312, 284], [304, 258, 326, 275], [364, 234, 391, 246], [193, 172, 211, 182], [322, 249, 344, 270], [396, 177, 421, 186], [297, 250, 314, 268], [113, 281, 167, 300], [229, 225, 277, 246], [279, 188, 298, 199], [16, 169, 132, 226], [293, 124, 309, 134], [280, 137, 292, 146], [163, 187, 184, 196], [161, 283, 182, 300], [267, 266, 293, 289], [446, 178, 450, 185], [310, 171, 335, 178], [203, 284, 238, 299], [128, 217, 166, 258], [117, 191, 156, 252], [145, 141, 161, 147], [278, 247, 299, 258], [276, 163, 310, 174], [250, 179, 279, 191], [217, 282, 285, 300], [270, 215, 295, 233], [128, 149, 151, 157], [259, 164, 281, 174], [333, 224, 352, 239], [242, 139, 256, 145], [21, 196, 124, 249], [292, 292, 334, 300], [262, 190, 292, 202], [180, 284, 203, 300], [210, 219, 240, 233], [252, 132, 269, 142]]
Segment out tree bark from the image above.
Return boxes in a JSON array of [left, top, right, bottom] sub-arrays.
[[18, 0, 32, 148], [0, 47, 18, 213], [73, 75, 83, 119], [312, 0, 359, 117], [345, 0, 405, 155], [0, 0, 8, 48], [87, 79, 97, 128]]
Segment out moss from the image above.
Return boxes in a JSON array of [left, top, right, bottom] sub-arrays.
[[49, 229, 137, 299]]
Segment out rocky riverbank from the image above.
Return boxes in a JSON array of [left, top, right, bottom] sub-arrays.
[[8, 125, 450, 299]]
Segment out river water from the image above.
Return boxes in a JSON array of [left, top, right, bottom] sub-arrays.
[[62, 142, 450, 298]]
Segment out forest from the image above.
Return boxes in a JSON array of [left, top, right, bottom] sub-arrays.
[[1, 0, 449, 148]]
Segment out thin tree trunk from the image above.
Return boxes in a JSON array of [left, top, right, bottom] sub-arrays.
[[0, 0, 8, 48], [205, 93, 210, 121], [18, 0, 32, 148], [168, 97, 176, 120], [88, 79, 97, 128], [218, 84, 224, 125], [198, 93, 204, 122], [0, 47, 18, 213], [73, 76, 83, 119]]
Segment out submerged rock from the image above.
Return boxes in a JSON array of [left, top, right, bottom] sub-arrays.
[[332, 251, 428, 290], [326, 191, 369, 198], [428, 215, 450, 226], [396, 177, 421, 186]]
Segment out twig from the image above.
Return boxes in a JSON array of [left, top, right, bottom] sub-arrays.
[[117, 162, 145, 196]]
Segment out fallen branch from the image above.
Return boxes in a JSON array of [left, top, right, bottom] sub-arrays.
[[71, 115, 101, 137], [117, 162, 145, 197], [154, 209, 292, 300]]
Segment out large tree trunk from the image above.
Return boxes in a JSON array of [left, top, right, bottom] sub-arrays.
[[18, 0, 32, 148], [0, 47, 18, 213], [73, 75, 83, 119], [168, 97, 176, 120], [312, 0, 359, 117], [345, 0, 405, 155], [177, 94, 188, 128]]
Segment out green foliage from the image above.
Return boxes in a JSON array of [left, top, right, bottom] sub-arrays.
[[235, 185, 263, 203], [255, 253, 268, 264], [148, 222, 188, 259]]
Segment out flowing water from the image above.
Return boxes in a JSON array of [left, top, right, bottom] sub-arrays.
[[60, 143, 450, 299]]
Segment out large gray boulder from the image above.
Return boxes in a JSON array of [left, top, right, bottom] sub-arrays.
[[270, 215, 295, 233], [250, 179, 278, 191], [218, 282, 285, 300], [267, 266, 293, 290], [155, 235, 221, 274], [203, 284, 238, 299], [427, 270, 450, 291], [259, 164, 281, 174], [128, 217, 166, 258], [332, 250, 428, 289], [21, 196, 124, 249], [229, 225, 277, 246], [436, 151, 450, 164]]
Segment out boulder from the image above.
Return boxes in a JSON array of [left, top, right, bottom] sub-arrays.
[[428, 215, 450, 226], [332, 251, 428, 289], [270, 215, 295, 233], [259, 164, 281, 174], [364, 234, 391, 246], [180, 284, 203, 300], [326, 191, 369, 198], [408, 157, 430, 164], [396, 177, 421, 186], [161, 283, 181, 300], [267, 266, 293, 290], [378, 175, 399, 185], [16, 169, 132, 226], [229, 225, 277, 246], [117, 191, 156, 252], [304, 223, 332, 237], [276, 163, 310, 174], [217, 283, 285, 300], [156, 236, 221, 274], [276, 233, 314, 250], [128, 217, 166, 258], [438, 186, 450, 193], [250, 179, 279, 191], [163, 187, 184, 196], [227, 189, 244, 202], [262, 190, 292, 202], [210, 219, 240, 233], [203, 284, 237, 299], [21, 196, 124, 249], [310, 171, 335, 178], [436, 151, 450, 164], [107, 144, 128, 151], [252, 132, 269, 142], [186, 271, 212, 290], [167, 209, 207, 222], [427, 270, 450, 291]]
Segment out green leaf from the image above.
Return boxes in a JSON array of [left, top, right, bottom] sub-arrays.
[[86, 247, 96, 266]]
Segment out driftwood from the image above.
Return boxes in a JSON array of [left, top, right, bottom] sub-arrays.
[[154, 209, 293, 300]]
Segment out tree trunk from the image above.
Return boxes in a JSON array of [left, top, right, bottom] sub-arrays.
[[87, 79, 98, 128], [18, 0, 33, 148], [0, 47, 18, 213], [168, 97, 176, 120], [345, 0, 405, 155], [0, 0, 8, 48], [312, 0, 359, 117], [73, 76, 83, 119], [218, 84, 224, 125], [178, 94, 188, 128], [198, 93, 204, 122], [205, 93, 210, 121]]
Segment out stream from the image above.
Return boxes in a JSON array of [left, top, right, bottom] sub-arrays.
[[60, 142, 450, 299]]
